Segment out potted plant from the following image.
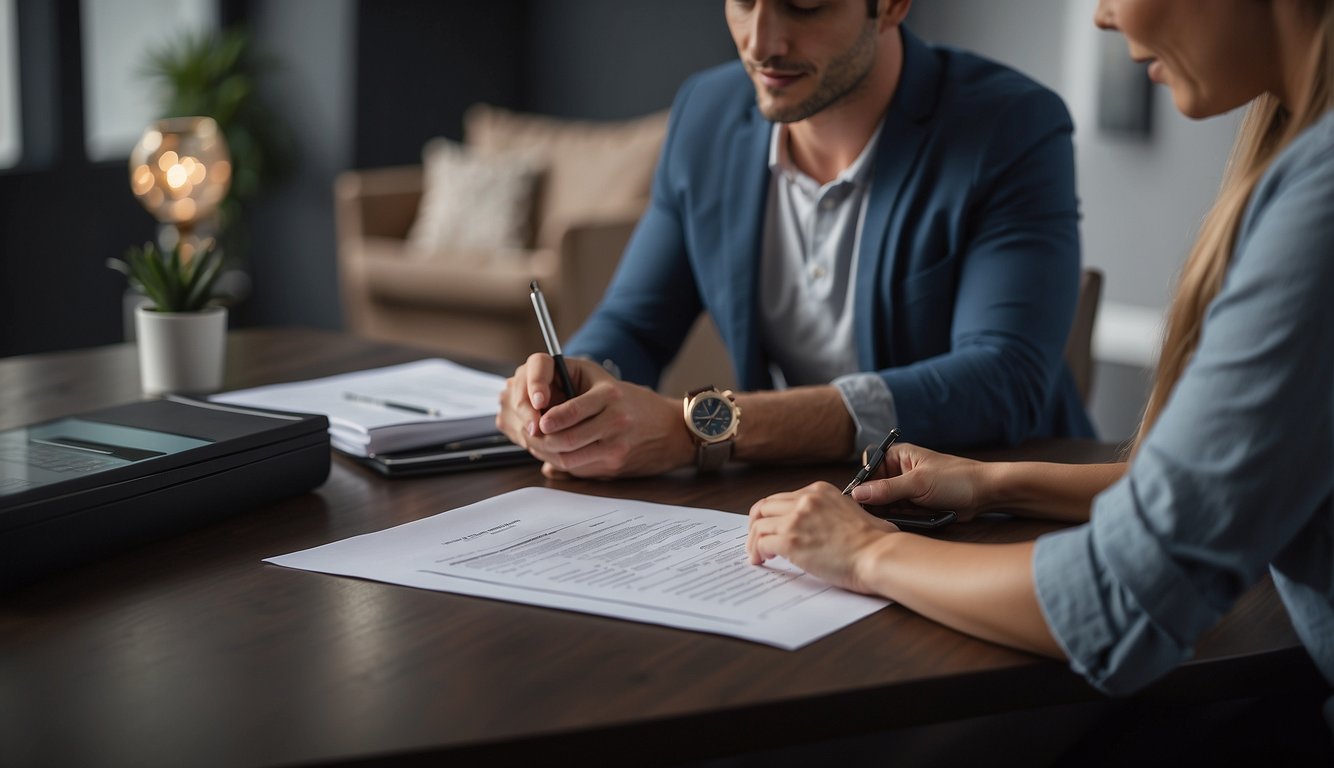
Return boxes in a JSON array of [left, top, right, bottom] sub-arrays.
[[109, 242, 228, 395]]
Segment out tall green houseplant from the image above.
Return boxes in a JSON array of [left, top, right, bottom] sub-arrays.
[[142, 29, 291, 263]]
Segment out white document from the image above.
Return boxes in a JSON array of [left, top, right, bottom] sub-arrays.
[[266, 488, 889, 650], [212, 359, 504, 456]]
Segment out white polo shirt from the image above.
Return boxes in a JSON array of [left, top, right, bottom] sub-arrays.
[[759, 121, 897, 455]]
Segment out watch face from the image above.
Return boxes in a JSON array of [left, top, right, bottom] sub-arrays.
[[689, 395, 734, 439]]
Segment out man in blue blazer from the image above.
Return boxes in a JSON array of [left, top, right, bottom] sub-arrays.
[[498, 0, 1094, 478]]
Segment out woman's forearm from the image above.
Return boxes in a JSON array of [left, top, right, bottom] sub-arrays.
[[979, 461, 1127, 522], [856, 534, 1064, 657]]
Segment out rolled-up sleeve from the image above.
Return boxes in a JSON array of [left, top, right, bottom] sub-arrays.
[[832, 372, 898, 459], [1035, 492, 1210, 695], [1033, 130, 1334, 694]]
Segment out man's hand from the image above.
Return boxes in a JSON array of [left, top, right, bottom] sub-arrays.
[[496, 353, 695, 479]]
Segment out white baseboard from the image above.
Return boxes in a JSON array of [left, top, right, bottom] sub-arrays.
[[1092, 301, 1163, 368]]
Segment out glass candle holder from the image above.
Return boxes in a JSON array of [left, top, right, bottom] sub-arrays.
[[129, 116, 232, 258]]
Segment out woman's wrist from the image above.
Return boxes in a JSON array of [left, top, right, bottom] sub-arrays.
[[851, 530, 903, 596], [973, 461, 1012, 513], [971, 461, 1104, 521]]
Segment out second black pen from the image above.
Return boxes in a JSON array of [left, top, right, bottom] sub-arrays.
[[842, 428, 901, 495]]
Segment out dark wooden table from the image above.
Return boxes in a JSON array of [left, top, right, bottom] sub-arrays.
[[0, 328, 1315, 767]]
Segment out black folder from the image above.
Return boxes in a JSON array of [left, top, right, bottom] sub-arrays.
[[352, 434, 536, 477], [0, 396, 331, 589]]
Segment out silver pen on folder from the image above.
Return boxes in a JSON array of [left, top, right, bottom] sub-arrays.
[[343, 392, 443, 417]]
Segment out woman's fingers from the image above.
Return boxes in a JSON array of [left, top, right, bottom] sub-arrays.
[[850, 474, 915, 505], [746, 515, 782, 564]]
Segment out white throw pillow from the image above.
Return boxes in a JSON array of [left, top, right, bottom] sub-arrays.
[[406, 137, 541, 256]]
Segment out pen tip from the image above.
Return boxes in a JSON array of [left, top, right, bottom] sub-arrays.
[[530, 280, 540, 293]]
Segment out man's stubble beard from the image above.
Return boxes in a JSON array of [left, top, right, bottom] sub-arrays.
[[756, 22, 878, 123]]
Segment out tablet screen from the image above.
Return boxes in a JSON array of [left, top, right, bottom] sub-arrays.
[[0, 418, 212, 496]]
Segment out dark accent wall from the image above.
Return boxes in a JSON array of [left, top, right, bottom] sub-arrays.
[[352, 0, 528, 169], [524, 0, 735, 121], [2, 0, 737, 357], [229, 0, 357, 332], [0, 0, 155, 358], [352, 0, 734, 168]]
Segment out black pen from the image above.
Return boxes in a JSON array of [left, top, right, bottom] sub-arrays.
[[842, 428, 901, 495], [343, 392, 443, 417], [529, 280, 577, 401]]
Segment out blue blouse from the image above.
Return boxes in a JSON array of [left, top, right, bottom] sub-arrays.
[[1033, 110, 1334, 695]]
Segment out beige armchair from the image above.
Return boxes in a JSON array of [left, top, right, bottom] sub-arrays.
[[334, 105, 668, 366]]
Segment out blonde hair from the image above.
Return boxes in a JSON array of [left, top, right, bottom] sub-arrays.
[[1133, 1, 1334, 449]]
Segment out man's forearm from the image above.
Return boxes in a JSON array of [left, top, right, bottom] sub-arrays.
[[732, 386, 855, 463]]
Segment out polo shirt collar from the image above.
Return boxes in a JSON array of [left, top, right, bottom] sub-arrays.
[[767, 118, 885, 191]]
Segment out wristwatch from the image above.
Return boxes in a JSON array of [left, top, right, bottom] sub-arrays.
[[682, 385, 740, 472]]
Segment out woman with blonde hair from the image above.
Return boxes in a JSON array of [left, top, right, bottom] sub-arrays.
[[747, 0, 1334, 740]]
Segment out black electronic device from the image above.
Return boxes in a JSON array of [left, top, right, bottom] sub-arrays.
[[878, 509, 959, 531], [0, 396, 331, 589], [353, 434, 536, 477]]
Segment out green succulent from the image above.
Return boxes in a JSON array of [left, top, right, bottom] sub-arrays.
[[108, 242, 226, 313]]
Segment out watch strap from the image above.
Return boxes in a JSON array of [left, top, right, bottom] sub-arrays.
[[696, 439, 733, 472]]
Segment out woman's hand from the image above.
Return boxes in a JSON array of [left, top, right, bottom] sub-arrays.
[[747, 482, 899, 594], [850, 443, 992, 522]]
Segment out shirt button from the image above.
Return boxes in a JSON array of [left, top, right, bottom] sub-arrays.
[[810, 264, 827, 280], [820, 198, 835, 211]]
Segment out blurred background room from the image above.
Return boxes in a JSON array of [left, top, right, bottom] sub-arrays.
[[0, 0, 1243, 443]]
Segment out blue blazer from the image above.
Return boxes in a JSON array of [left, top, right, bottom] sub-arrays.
[[568, 30, 1095, 447]]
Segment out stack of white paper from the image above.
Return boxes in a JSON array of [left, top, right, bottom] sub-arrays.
[[212, 359, 505, 456], [266, 488, 891, 650]]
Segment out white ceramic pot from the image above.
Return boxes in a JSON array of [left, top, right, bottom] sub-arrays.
[[135, 305, 228, 395]]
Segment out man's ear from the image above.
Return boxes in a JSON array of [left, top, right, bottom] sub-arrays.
[[880, 0, 913, 28]]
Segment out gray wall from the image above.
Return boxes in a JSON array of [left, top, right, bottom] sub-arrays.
[[909, 0, 1242, 440], [239, 0, 356, 331]]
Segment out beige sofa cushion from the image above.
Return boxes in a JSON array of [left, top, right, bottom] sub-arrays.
[[464, 104, 668, 249], [406, 137, 541, 257], [360, 236, 557, 314]]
